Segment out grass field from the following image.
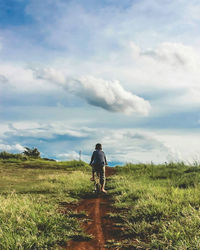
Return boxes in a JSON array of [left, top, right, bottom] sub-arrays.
[[1, 157, 200, 249], [0, 158, 92, 249], [107, 162, 200, 249]]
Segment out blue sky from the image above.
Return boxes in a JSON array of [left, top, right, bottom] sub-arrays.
[[1, 0, 200, 164]]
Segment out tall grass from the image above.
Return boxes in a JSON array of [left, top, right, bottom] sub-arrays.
[[0, 159, 92, 249], [0, 193, 80, 249], [108, 162, 200, 249]]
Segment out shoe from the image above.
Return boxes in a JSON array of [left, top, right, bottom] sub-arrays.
[[90, 178, 95, 181]]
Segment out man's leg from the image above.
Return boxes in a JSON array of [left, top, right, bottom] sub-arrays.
[[90, 166, 95, 181], [99, 166, 106, 193]]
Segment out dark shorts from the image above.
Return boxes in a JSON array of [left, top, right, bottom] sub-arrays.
[[92, 165, 105, 185]]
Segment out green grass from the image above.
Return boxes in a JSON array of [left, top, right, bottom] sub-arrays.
[[0, 159, 92, 249], [2, 157, 200, 249], [108, 162, 200, 249]]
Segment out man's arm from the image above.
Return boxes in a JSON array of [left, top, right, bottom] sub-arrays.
[[89, 151, 94, 165], [104, 153, 108, 165]]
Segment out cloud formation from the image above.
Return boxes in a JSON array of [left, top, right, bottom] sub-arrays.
[[5, 122, 89, 140], [1, 121, 200, 164], [33, 68, 151, 115], [0, 143, 24, 152], [0, 122, 183, 163], [140, 42, 199, 69], [1, 0, 200, 164], [127, 41, 200, 110]]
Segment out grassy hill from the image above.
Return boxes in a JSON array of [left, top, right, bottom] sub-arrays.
[[1, 157, 200, 249]]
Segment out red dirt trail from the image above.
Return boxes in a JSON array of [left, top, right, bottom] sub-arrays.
[[66, 167, 117, 250]]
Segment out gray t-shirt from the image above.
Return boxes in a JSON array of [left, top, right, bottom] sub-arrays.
[[90, 150, 107, 167]]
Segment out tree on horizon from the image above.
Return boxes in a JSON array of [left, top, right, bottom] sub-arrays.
[[23, 147, 40, 158]]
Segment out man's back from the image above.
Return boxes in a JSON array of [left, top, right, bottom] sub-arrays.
[[91, 150, 107, 167]]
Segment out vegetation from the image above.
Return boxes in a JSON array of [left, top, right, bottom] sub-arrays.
[[23, 147, 41, 158], [0, 151, 26, 160], [107, 162, 200, 249], [0, 157, 92, 249], [1, 151, 200, 249]]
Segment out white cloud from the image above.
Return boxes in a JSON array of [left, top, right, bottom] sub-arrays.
[[0, 143, 24, 152], [123, 41, 200, 112], [85, 128, 200, 164], [140, 42, 200, 69], [5, 122, 89, 139], [0, 62, 59, 94], [157, 132, 200, 164], [67, 76, 151, 115], [98, 130, 170, 163], [33, 68, 151, 115], [58, 151, 80, 161], [1, 40, 200, 120], [1, 39, 200, 115], [1, 121, 200, 164]]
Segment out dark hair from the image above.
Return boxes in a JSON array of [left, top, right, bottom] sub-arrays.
[[95, 143, 102, 150]]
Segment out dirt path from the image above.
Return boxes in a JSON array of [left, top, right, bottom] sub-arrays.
[[66, 167, 117, 250]]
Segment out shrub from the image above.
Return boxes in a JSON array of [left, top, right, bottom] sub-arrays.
[[0, 151, 25, 160], [23, 147, 40, 158]]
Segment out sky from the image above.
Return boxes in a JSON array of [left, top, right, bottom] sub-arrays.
[[1, 0, 200, 164]]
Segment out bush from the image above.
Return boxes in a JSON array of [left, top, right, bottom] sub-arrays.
[[23, 147, 40, 158], [0, 151, 25, 160]]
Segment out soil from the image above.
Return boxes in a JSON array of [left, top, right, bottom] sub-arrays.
[[66, 167, 119, 250]]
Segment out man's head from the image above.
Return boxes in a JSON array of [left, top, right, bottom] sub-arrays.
[[95, 143, 102, 150]]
